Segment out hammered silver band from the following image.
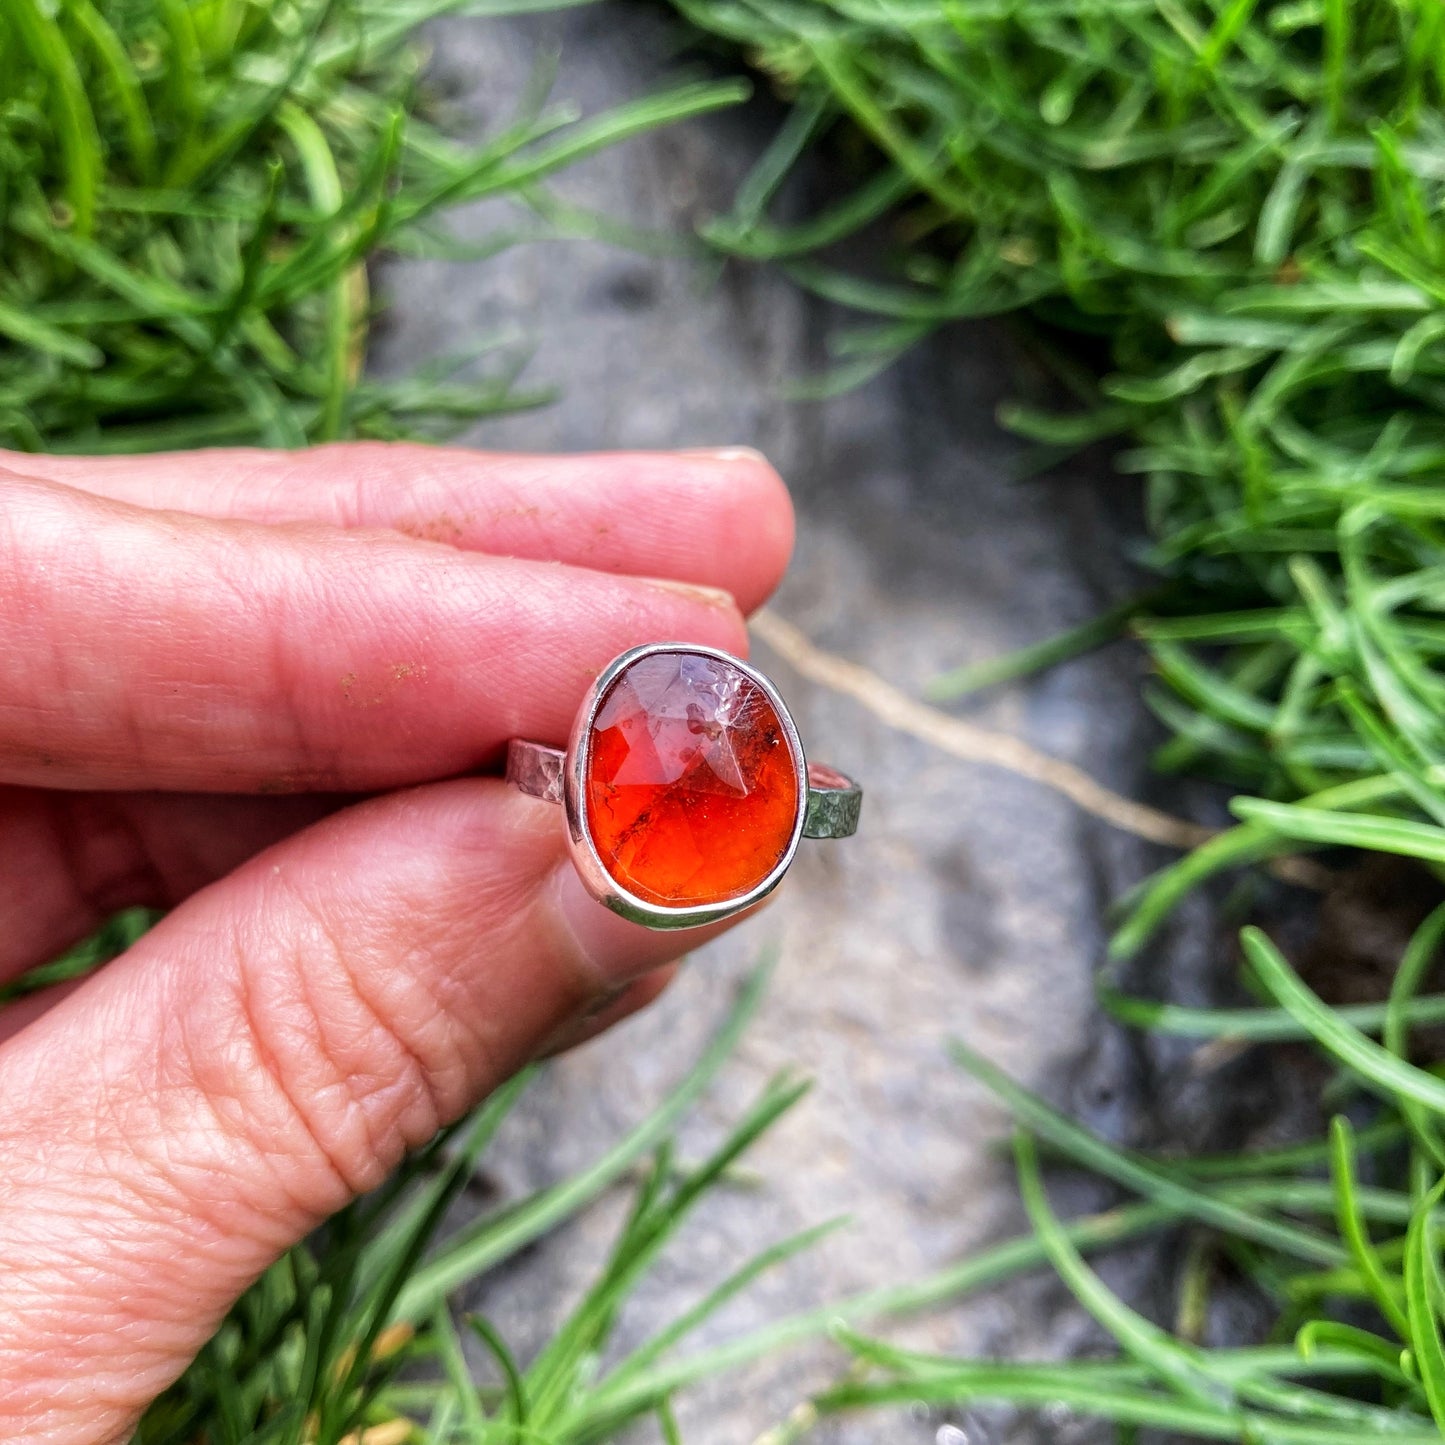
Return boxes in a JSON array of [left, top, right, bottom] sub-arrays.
[[506, 740, 862, 840]]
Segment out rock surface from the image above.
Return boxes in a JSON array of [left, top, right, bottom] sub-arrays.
[[371, 9, 1243, 1441]]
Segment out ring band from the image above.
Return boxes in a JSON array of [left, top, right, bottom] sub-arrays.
[[506, 744, 862, 839], [506, 642, 862, 929]]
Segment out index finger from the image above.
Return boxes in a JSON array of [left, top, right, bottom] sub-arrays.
[[0, 473, 750, 793]]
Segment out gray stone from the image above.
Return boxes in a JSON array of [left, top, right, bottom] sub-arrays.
[[370, 9, 1246, 1442]]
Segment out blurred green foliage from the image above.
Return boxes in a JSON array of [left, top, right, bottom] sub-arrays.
[[0, 0, 745, 451]]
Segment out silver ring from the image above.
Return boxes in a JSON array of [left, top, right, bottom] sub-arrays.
[[506, 642, 861, 930]]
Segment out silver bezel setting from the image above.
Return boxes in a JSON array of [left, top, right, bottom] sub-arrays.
[[561, 642, 809, 930]]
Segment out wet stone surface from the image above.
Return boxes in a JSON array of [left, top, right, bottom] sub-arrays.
[[371, 9, 1260, 1442]]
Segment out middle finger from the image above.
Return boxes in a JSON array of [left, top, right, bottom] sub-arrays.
[[5, 443, 794, 615]]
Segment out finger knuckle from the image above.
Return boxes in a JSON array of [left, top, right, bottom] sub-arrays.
[[201, 873, 476, 1203]]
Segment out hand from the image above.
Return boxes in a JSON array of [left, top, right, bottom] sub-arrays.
[[0, 443, 793, 1443]]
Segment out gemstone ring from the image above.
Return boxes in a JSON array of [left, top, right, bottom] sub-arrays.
[[506, 642, 862, 929]]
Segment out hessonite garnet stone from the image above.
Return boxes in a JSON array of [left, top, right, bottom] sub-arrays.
[[583, 650, 801, 907]]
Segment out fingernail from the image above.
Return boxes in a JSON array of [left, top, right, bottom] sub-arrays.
[[641, 576, 738, 609], [549, 865, 693, 986], [675, 446, 770, 465]]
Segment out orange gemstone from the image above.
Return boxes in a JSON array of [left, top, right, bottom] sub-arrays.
[[584, 651, 800, 907]]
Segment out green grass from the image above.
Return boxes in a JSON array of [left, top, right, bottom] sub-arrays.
[[133, 960, 1258, 1444], [787, 928, 1445, 1443], [156, 945, 1445, 1444], [134, 966, 834, 1445], [0, 0, 748, 452]]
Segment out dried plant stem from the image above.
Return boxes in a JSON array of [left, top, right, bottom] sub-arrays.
[[754, 611, 1331, 889], [752, 610, 1211, 850]]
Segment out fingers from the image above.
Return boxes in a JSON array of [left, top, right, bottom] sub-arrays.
[[0, 779, 734, 1443], [0, 787, 341, 987], [0, 473, 749, 791], [3, 442, 795, 615]]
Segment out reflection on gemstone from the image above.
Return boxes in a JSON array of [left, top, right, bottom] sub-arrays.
[[585, 652, 801, 906]]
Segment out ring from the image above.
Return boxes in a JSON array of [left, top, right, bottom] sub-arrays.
[[506, 642, 862, 929]]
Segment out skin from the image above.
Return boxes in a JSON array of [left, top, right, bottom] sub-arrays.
[[0, 442, 795, 1444]]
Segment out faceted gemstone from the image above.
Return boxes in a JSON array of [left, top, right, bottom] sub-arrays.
[[584, 651, 800, 907]]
